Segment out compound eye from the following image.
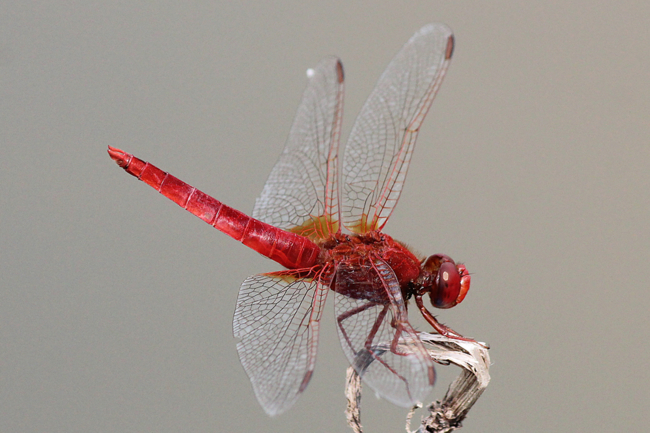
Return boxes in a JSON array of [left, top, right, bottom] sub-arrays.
[[430, 262, 461, 309], [456, 264, 471, 305]]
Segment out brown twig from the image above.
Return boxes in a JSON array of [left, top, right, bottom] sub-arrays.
[[345, 365, 363, 433], [345, 332, 490, 433]]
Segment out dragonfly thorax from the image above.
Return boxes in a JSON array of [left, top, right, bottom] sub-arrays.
[[318, 231, 422, 303]]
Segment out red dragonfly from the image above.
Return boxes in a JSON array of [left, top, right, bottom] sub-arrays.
[[108, 23, 472, 415]]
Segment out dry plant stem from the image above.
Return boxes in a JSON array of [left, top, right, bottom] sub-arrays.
[[345, 366, 363, 433], [345, 333, 490, 433], [404, 402, 422, 433]]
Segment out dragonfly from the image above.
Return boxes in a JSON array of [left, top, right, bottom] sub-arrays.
[[108, 23, 473, 416]]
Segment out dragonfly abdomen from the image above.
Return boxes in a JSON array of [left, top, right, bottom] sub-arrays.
[[108, 146, 321, 270]]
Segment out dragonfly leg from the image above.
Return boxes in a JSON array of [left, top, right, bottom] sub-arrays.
[[415, 294, 482, 344], [336, 301, 381, 350], [337, 303, 411, 389], [387, 312, 436, 386]]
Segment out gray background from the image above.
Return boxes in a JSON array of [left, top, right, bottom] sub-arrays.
[[2, 2, 649, 432]]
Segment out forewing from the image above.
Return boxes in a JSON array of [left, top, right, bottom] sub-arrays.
[[342, 23, 454, 233], [253, 57, 344, 241], [333, 257, 435, 407], [233, 270, 330, 416]]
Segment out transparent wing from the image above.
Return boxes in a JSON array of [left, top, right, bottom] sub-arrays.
[[333, 256, 435, 407], [233, 270, 329, 416], [342, 23, 454, 233], [253, 57, 344, 241]]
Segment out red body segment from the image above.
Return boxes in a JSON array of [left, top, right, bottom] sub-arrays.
[[107, 146, 321, 270], [323, 231, 421, 302]]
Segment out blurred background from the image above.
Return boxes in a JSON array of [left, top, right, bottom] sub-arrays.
[[2, 2, 649, 432]]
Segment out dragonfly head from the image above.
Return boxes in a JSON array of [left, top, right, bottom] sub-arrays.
[[421, 254, 470, 309]]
